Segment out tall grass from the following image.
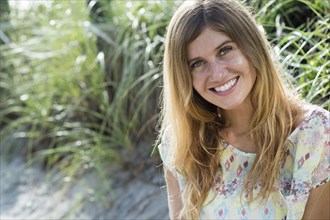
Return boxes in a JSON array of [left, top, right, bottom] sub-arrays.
[[0, 1, 118, 178], [253, 0, 330, 109], [0, 0, 328, 196], [86, 0, 182, 143]]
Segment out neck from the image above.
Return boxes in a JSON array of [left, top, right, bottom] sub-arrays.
[[222, 100, 254, 136]]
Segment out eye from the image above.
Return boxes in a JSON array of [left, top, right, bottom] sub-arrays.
[[218, 46, 233, 57], [190, 60, 206, 69]]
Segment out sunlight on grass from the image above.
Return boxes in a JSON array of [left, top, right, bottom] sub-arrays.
[[0, 0, 328, 204]]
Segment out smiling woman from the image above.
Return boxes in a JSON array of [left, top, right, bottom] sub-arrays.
[[188, 29, 256, 111], [156, 0, 330, 219]]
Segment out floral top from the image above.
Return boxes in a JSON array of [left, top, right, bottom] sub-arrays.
[[159, 106, 330, 219]]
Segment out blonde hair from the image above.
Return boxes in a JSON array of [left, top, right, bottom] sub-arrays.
[[158, 0, 301, 218]]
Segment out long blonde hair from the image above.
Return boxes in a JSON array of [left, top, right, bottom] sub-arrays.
[[158, 0, 301, 218]]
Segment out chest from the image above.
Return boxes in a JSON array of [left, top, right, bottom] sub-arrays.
[[199, 145, 311, 220]]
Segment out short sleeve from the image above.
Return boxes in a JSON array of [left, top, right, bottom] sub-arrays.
[[310, 110, 330, 188], [158, 127, 176, 175], [158, 127, 187, 191], [284, 108, 329, 219], [290, 107, 330, 191]]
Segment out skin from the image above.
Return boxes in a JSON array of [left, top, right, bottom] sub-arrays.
[[165, 27, 330, 219], [302, 182, 330, 219], [164, 166, 183, 220], [187, 28, 256, 112], [187, 27, 256, 153]]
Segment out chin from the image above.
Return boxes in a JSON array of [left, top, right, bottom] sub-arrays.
[[217, 102, 244, 111]]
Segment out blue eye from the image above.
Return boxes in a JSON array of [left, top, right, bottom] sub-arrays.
[[218, 46, 233, 56], [190, 60, 206, 69]]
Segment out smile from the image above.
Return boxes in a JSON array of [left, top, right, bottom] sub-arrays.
[[213, 76, 239, 93]]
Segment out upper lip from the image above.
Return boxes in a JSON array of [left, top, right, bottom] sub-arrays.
[[209, 76, 239, 90]]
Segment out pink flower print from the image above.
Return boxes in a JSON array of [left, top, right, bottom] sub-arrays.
[[326, 127, 330, 134], [298, 156, 305, 169], [237, 165, 242, 176], [243, 161, 248, 168], [291, 186, 298, 196], [220, 188, 226, 196], [213, 173, 221, 184], [241, 208, 246, 216], [264, 207, 269, 215], [225, 160, 230, 170], [305, 152, 310, 160], [303, 181, 310, 189], [230, 155, 234, 162], [218, 209, 223, 217], [218, 184, 227, 196]]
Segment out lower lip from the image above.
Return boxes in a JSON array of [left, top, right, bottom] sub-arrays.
[[213, 77, 239, 96]]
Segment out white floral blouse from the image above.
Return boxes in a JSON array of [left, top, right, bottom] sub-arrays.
[[159, 106, 330, 219]]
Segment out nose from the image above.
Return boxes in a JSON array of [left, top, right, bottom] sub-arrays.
[[208, 61, 226, 80]]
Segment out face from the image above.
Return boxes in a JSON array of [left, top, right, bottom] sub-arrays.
[[187, 28, 256, 111]]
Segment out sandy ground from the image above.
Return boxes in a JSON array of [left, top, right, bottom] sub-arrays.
[[0, 154, 169, 219]]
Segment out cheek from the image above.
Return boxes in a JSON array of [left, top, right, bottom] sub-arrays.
[[192, 80, 199, 92], [227, 50, 250, 68], [192, 74, 204, 91], [229, 54, 248, 68]]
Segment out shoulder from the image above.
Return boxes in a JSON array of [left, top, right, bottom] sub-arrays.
[[158, 126, 173, 155], [293, 105, 329, 137], [288, 105, 329, 171], [158, 126, 176, 171], [288, 105, 329, 176], [288, 106, 330, 153]]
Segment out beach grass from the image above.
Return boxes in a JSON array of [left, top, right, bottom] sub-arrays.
[[0, 0, 329, 209]]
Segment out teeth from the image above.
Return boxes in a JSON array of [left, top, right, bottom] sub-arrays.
[[214, 77, 238, 92]]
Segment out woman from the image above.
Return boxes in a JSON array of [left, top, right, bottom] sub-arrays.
[[156, 0, 329, 219]]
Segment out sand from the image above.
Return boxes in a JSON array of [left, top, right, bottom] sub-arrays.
[[0, 154, 169, 219]]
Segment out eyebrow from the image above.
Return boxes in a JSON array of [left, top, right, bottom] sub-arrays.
[[187, 40, 234, 64]]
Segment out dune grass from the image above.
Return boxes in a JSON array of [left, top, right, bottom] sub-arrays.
[[254, 0, 329, 109], [0, 1, 118, 178], [0, 0, 328, 203]]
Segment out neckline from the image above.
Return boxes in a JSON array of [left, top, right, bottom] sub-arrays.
[[222, 139, 256, 157], [221, 107, 318, 156]]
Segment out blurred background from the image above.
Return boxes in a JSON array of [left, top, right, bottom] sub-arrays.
[[0, 0, 329, 219]]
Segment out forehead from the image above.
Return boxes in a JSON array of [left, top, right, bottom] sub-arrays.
[[187, 28, 231, 60]]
